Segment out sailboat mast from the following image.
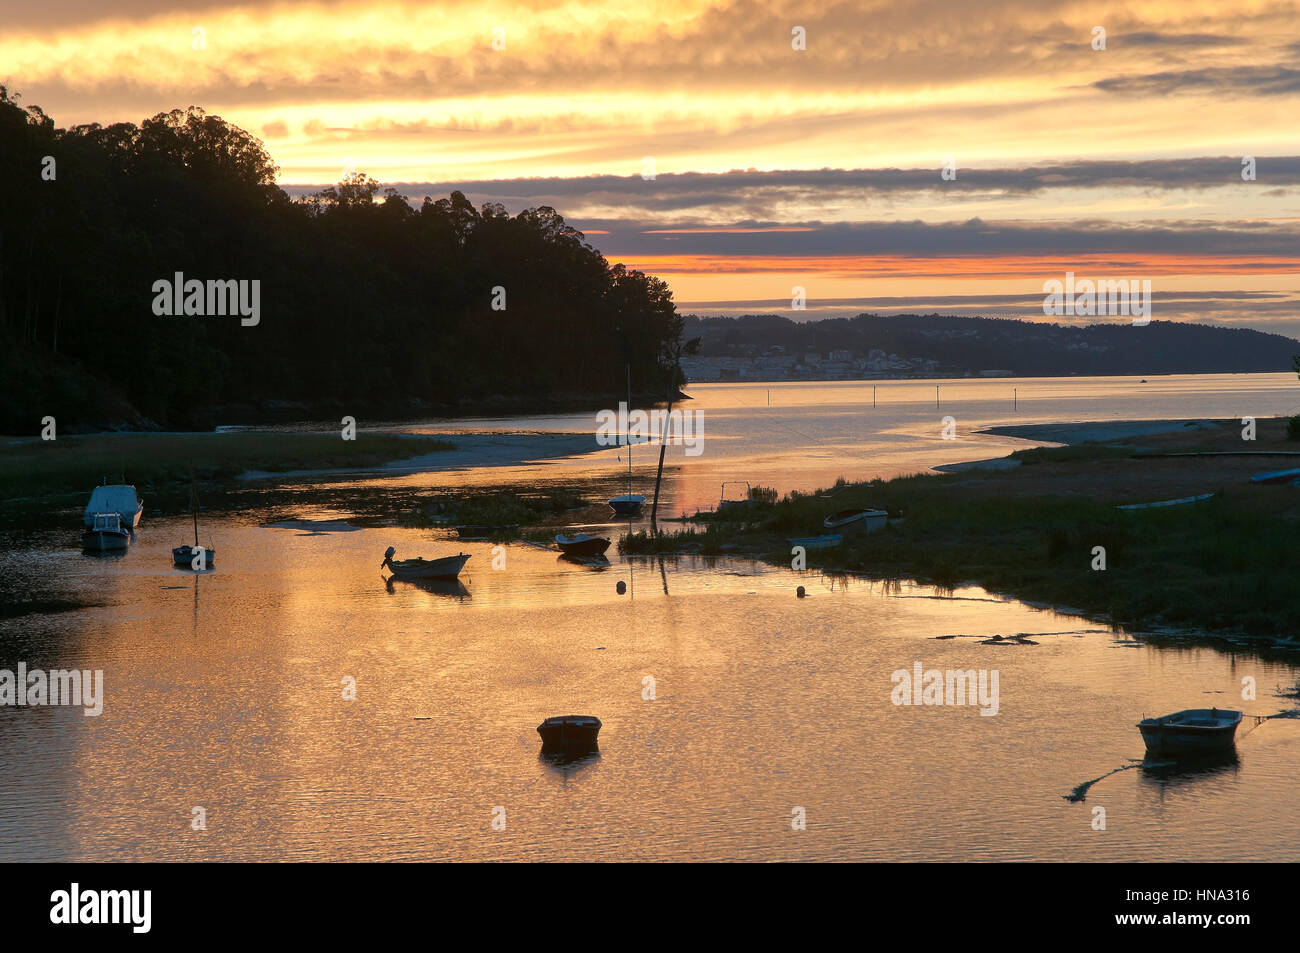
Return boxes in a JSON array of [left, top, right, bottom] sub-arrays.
[[191, 481, 199, 546], [626, 363, 633, 494]]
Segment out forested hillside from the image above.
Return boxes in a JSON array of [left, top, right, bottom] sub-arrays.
[[685, 313, 1299, 376], [0, 87, 682, 432]]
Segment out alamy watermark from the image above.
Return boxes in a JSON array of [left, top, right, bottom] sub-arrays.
[[1043, 271, 1150, 325], [0, 664, 103, 716], [50, 884, 150, 933], [891, 660, 999, 716], [152, 272, 260, 326], [595, 402, 705, 456]]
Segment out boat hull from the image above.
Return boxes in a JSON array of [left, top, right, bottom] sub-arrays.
[[609, 495, 645, 516], [1138, 709, 1242, 757], [787, 534, 843, 550], [823, 508, 888, 534], [537, 715, 601, 753], [386, 553, 471, 580], [83, 530, 131, 551], [555, 535, 611, 557], [173, 545, 215, 569]]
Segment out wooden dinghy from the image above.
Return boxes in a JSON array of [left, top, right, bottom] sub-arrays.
[[382, 546, 471, 579], [1137, 708, 1243, 757], [554, 533, 611, 557], [822, 507, 888, 534]]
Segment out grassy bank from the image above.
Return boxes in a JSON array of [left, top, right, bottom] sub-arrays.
[[623, 424, 1300, 639], [0, 432, 455, 501], [401, 488, 588, 534]]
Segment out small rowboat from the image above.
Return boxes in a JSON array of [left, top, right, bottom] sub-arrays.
[[173, 544, 215, 569], [1137, 708, 1243, 757], [608, 494, 645, 516], [381, 546, 470, 580], [173, 478, 214, 568], [537, 715, 601, 753], [787, 534, 843, 551], [555, 533, 611, 557], [823, 508, 888, 534], [83, 512, 131, 551]]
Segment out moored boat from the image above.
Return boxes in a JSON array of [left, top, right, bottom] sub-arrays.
[[83, 512, 131, 551], [609, 494, 645, 516], [84, 483, 143, 530], [609, 365, 645, 517], [787, 534, 843, 550], [537, 714, 601, 753], [1137, 708, 1243, 757], [173, 477, 215, 568], [822, 507, 888, 534], [173, 544, 214, 569], [381, 546, 471, 579], [555, 533, 611, 557]]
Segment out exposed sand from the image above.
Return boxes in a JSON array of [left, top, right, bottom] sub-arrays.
[[238, 431, 600, 481], [980, 419, 1222, 445], [940, 416, 1300, 502], [932, 457, 1022, 473]]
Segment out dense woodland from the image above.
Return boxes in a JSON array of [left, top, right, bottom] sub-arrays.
[[686, 313, 1300, 377], [0, 87, 683, 432]]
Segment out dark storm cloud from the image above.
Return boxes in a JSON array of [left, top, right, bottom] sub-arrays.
[[566, 218, 1300, 258], [1094, 65, 1300, 96], [304, 157, 1300, 210]]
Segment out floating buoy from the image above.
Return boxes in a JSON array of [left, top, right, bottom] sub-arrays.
[[796, 585, 806, 598]]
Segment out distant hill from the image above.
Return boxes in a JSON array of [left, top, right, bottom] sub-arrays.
[[681, 313, 1300, 379]]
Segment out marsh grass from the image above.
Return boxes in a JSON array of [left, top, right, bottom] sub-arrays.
[[670, 453, 1300, 638], [411, 488, 588, 534]]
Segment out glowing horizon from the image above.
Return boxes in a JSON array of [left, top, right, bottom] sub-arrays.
[[5, 0, 1300, 332]]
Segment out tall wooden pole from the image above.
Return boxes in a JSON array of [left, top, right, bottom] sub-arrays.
[[651, 373, 674, 527]]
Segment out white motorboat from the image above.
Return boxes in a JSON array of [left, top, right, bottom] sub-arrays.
[[83, 512, 131, 551], [84, 483, 143, 530]]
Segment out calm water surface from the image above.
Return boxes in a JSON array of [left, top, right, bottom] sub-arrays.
[[297, 372, 1300, 513], [2, 374, 1297, 860]]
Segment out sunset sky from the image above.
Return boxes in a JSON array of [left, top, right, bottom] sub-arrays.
[[4, 0, 1300, 333]]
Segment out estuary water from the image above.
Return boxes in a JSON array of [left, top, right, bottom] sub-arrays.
[[332, 372, 1300, 514], [1, 373, 1298, 861]]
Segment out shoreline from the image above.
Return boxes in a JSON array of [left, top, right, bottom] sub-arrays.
[[237, 431, 602, 481], [932, 418, 1223, 473], [622, 414, 1300, 647]]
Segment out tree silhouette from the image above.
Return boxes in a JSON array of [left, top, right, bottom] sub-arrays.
[[0, 89, 684, 432]]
